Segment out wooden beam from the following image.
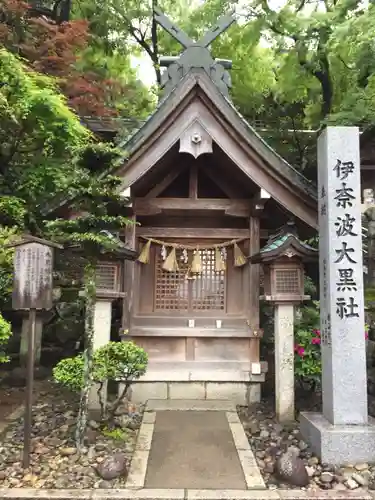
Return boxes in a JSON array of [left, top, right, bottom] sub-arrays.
[[251, 188, 271, 214], [136, 226, 268, 239], [134, 197, 251, 217], [189, 164, 198, 199], [144, 165, 187, 199]]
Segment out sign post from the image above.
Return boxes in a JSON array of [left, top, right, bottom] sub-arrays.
[[301, 126, 375, 465], [9, 235, 62, 468]]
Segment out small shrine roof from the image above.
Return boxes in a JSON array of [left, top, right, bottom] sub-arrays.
[[250, 222, 318, 263]]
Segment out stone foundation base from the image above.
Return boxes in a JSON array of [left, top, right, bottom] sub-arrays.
[[300, 411, 375, 465], [128, 381, 261, 406]]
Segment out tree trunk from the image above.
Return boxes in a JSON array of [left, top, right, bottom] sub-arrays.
[[75, 263, 96, 449]]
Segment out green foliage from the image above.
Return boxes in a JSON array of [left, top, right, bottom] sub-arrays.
[[0, 312, 11, 363], [0, 48, 90, 232], [93, 341, 148, 384], [0, 226, 18, 307], [101, 427, 128, 441], [53, 355, 85, 392], [53, 341, 148, 421]]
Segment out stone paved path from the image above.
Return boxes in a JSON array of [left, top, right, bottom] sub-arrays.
[[126, 399, 265, 491], [145, 410, 246, 489]]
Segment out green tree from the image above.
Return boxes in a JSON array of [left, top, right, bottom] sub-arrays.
[[45, 143, 134, 449]]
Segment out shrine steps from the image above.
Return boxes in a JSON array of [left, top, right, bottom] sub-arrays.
[[126, 361, 265, 406]]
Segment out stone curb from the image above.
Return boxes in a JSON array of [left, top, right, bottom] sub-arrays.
[[0, 489, 373, 500]]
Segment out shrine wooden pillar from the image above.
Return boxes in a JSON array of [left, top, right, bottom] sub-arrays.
[[249, 215, 260, 362], [122, 214, 136, 334]]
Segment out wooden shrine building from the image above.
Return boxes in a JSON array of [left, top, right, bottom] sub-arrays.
[[110, 9, 319, 404]]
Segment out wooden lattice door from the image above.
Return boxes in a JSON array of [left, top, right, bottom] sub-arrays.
[[154, 248, 226, 314]]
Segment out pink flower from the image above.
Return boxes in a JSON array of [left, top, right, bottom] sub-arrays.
[[312, 337, 321, 345], [313, 329, 321, 336], [295, 345, 305, 356], [365, 331, 369, 340]]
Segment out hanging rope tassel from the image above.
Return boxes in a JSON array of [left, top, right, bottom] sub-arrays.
[[191, 248, 202, 273], [162, 247, 179, 272], [233, 242, 246, 267], [137, 239, 152, 264], [215, 247, 226, 272]]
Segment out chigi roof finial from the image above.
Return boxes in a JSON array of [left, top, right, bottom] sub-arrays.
[[154, 7, 235, 98]]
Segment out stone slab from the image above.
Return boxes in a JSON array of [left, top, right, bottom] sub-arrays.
[[228, 422, 251, 450], [186, 491, 279, 500], [144, 410, 247, 489], [0, 492, 93, 499], [92, 490, 185, 499], [142, 412, 156, 424], [146, 399, 236, 411], [300, 412, 375, 465], [129, 383, 168, 403], [237, 449, 266, 489], [135, 423, 154, 451], [0, 490, 372, 500], [125, 450, 150, 489], [226, 411, 242, 424], [206, 382, 248, 405], [277, 492, 372, 499], [168, 382, 206, 399]]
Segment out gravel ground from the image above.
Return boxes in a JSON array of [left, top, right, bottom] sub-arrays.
[[0, 382, 142, 489], [238, 400, 375, 492]]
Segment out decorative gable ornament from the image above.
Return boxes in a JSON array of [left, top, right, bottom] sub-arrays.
[[154, 7, 235, 98], [179, 121, 213, 158]]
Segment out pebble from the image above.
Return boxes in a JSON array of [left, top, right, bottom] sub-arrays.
[[59, 447, 77, 456], [0, 383, 141, 489], [238, 401, 375, 492], [320, 472, 334, 483], [334, 483, 348, 491], [352, 473, 369, 486], [346, 478, 359, 489], [355, 463, 369, 471], [306, 466, 315, 478]]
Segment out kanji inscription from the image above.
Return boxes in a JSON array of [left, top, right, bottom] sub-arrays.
[[318, 128, 364, 348], [12, 242, 53, 310]]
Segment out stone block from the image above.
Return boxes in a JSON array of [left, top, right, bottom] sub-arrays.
[[228, 422, 251, 450], [135, 423, 154, 451], [237, 449, 266, 489], [146, 399, 236, 411], [248, 383, 261, 403], [125, 450, 150, 489], [186, 491, 279, 500], [168, 382, 206, 400], [128, 382, 168, 403], [300, 412, 375, 465], [206, 382, 247, 405]]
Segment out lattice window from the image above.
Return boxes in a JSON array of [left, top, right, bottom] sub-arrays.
[[191, 249, 225, 311], [155, 249, 189, 311], [96, 263, 119, 290], [274, 269, 300, 294], [154, 248, 225, 312]]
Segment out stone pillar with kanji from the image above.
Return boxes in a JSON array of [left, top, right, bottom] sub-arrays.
[[301, 126, 375, 465]]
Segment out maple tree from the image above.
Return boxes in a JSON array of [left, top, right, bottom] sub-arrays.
[[0, 0, 153, 118]]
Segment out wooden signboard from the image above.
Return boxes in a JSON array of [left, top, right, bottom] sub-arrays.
[[8, 234, 62, 468], [12, 242, 54, 310]]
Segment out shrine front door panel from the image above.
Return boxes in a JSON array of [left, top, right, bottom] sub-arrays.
[[137, 242, 245, 317]]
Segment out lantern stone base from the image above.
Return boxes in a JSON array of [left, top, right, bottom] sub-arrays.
[[300, 412, 375, 465], [89, 299, 112, 411]]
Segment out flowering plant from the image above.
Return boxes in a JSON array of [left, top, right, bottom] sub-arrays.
[[294, 302, 369, 390]]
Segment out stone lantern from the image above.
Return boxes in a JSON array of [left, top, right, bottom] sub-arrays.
[[251, 221, 318, 422]]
